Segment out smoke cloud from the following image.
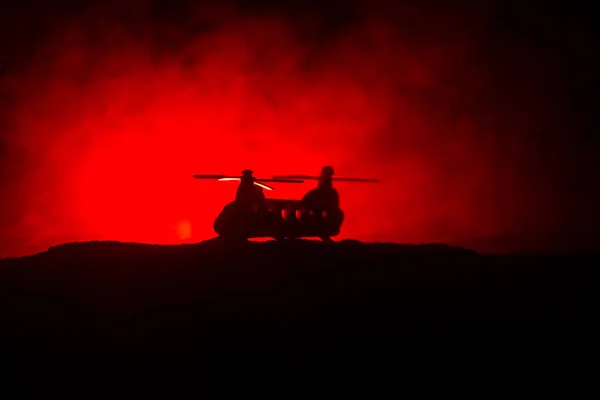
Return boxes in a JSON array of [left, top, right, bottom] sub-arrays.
[[0, 0, 597, 257]]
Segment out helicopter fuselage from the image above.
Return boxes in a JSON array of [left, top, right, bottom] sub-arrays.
[[213, 198, 344, 241]]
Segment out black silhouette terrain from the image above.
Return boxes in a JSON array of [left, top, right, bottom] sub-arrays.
[[0, 238, 598, 357]]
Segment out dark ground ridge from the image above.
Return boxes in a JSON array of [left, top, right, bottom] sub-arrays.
[[0, 239, 598, 354]]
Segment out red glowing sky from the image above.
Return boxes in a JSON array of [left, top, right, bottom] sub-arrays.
[[0, 1, 598, 257]]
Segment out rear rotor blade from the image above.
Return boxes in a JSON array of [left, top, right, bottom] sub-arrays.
[[331, 177, 379, 182], [273, 175, 379, 183], [217, 177, 241, 182]]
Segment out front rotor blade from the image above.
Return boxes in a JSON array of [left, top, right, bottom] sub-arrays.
[[272, 175, 319, 180], [257, 178, 305, 183], [254, 181, 274, 190], [193, 174, 230, 180], [217, 177, 241, 182]]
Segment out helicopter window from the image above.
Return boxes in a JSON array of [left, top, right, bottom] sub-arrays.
[[295, 210, 302, 220], [322, 210, 328, 218], [281, 209, 288, 220]]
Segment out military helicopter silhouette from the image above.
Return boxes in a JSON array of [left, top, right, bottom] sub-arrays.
[[193, 167, 378, 241]]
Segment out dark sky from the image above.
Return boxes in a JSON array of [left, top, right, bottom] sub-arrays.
[[0, 0, 598, 257]]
